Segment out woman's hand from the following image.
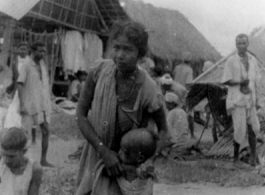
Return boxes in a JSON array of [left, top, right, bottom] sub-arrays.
[[99, 146, 124, 176]]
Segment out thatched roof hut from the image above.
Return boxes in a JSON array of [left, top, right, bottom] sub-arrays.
[[119, 0, 221, 62], [94, 0, 221, 61]]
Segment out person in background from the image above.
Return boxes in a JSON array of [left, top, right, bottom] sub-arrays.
[[165, 92, 190, 149], [17, 41, 53, 167], [0, 127, 42, 195], [67, 70, 87, 102], [222, 34, 261, 167], [6, 42, 30, 95], [173, 52, 195, 139], [5, 42, 37, 144], [160, 73, 187, 109], [173, 51, 193, 87]]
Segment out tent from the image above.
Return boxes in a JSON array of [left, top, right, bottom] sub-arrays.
[[248, 27, 265, 67], [192, 51, 265, 102]]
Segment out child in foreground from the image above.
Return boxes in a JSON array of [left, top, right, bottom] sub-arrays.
[[92, 128, 158, 195], [0, 127, 43, 195], [117, 128, 158, 195]]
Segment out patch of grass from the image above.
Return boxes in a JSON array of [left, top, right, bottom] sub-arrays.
[[40, 166, 77, 195], [155, 157, 265, 187]]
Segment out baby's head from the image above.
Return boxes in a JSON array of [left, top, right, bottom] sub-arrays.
[[119, 128, 157, 166], [0, 127, 28, 169]]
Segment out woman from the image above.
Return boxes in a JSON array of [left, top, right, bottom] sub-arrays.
[[75, 21, 169, 195]]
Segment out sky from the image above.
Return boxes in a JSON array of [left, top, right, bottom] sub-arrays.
[[137, 0, 265, 56]]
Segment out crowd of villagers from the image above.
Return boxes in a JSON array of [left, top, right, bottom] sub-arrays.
[[0, 19, 210, 195]]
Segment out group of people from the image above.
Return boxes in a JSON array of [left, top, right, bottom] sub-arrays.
[[0, 41, 53, 194], [0, 19, 262, 195]]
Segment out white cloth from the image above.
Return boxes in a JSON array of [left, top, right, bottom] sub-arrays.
[[0, 158, 34, 195], [222, 52, 261, 144], [160, 74, 173, 85], [167, 107, 189, 146], [165, 92, 179, 104], [4, 56, 30, 129], [84, 33, 103, 72], [61, 31, 85, 73]]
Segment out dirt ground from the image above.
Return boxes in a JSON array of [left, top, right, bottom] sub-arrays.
[[29, 135, 265, 195], [25, 119, 265, 195]]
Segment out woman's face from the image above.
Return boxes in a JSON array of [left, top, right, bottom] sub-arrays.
[[112, 35, 139, 74]]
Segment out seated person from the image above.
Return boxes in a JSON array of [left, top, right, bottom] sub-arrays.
[[67, 70, 87, 102], [165, 92, 192, 150], [92, 128, 157, 195], [160, 73, 187, 108], [0, 127, 43, 195]]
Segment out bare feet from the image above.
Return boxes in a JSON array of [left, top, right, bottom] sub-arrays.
[[41, 160, 55, 168]]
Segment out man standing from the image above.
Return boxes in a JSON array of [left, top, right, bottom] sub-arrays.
[[173, 51, 193, 87], [222, 34, 261, 167], [17, 41, 53, 167]]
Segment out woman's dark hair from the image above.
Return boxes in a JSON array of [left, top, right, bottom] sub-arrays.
[[31, 41, 45, 51], [110, 20, 148, 59]]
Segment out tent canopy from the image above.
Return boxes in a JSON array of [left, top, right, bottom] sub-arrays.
[[0, 0, 40, 20]]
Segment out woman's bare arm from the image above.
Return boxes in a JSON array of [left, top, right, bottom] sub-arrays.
[[76, 71, 104, 153], [76, 71, 123, 176]]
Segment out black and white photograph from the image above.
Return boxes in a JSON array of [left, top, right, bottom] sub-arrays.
[[0, 0, 265, 194]]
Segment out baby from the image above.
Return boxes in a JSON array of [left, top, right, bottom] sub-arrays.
[[117, 128, 158, 195], [0, 127, 42, 195]]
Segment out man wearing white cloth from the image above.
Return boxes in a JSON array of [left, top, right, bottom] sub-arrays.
[[222, 34, 261, 167]]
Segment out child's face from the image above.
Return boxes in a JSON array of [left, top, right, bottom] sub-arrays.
[[118, 137, 143, 165], [1, 149, 24, 169]]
